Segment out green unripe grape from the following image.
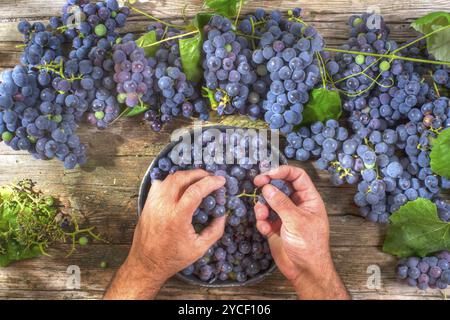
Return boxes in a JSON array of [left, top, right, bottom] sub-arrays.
[[111, 11, 117, 18], [380, 61, 391, 72], [352, 17, 363, 27], [78, 236, 89, 246], [100, 261, 108, 269], [355, 55, 365, 65], [95, 111, 105, 120], [115, 37, 122, 44], [1, 132, 13, 142], [117, 93, 127, 103], [52, 115, 62, 123], [45, 196, 54, 207], [94, 24, 107, 37], [225, 44, 232, 52], [27, 135, 37, 143]]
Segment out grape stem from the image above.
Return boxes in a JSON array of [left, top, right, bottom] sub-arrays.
[[181, 4, 189, 23], [234, 0, 244, 26], [140, 30, 200, 48], [108, 106, 133, 126], [429, 71, 441, 98], [323, 47, 450, 66], [316, 52, 327, 88], [64, 218, 105, 258], [391, 25, 450, 55]]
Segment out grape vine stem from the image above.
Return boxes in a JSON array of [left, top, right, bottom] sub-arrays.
[[323, 25, 450, 66], [323, 47, 450, 66], [141, 30, 200, 48]]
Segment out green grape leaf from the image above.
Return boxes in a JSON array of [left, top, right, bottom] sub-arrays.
[[430, 128, 450, 178], [300, 88, 342, 125], [193, 12, 214, 30], [179, 34, 203, 83], [123, 105, 149, 117], [203, 0, 241, 18], [136, 30, 159, 57], [383, 198, 450, 258], [179, 13, 213, 83], [411, 12, 450, 62], [0, 241, 41, 267]]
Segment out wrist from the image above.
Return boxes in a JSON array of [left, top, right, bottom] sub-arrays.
[[104, 254, 168, 300], [123, 254, 169, 287], [291, 256, 349, 300]]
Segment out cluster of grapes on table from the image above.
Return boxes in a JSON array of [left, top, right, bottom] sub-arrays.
[[0, 0, 449, 288], [0, 0, 130, 168], [397, 251, 450, 290], [149, 129, 292, 283]]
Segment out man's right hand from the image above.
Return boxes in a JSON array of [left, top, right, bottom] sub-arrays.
[[254, 165, 350, 300]]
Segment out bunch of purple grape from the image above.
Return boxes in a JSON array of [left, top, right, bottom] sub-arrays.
[[149, 129, 279, 283], [0, 0, 129, 168], [202, 15, 257, 117], [112, 35, 154, 109], [0, 64, 87, 169], [244, 9, 324, 134], [397, 251, 450, 290]]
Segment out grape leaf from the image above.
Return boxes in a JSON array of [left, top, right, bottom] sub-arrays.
[[179, 13, 213, 83], [411, 12, 450, 62], [193, 12, 214, 30], [430, 128, 450, 178], [179, 35, 203, 83], [123, 105, 149, 117], [300, 88, 342, 125], [203, 0, 241, 18], [383, 198, 450, 258], [0, 241, 41, 267], [136, 30, 159, 57]]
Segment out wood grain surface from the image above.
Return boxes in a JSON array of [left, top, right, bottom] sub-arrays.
[[0, 0, 449, 300]]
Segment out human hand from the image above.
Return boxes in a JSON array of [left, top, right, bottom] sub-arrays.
[[104, 169, 226, 300], [254, 165, 349, 300]]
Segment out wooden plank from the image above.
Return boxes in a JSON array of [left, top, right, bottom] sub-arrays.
[[0, 245, 447, 299], [1, 0, 449, 21]]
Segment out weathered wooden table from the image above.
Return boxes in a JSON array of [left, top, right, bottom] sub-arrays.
[[0, 0, 449, 300]]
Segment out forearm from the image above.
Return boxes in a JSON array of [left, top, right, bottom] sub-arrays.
[[293, 260, 350, 300], [104, 256, 167, 300]]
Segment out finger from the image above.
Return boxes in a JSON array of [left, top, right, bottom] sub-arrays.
[[262, 184, 301, 227], [256, 220, 273, 236], [254, 202, 269, 220], [256, 218, 281, 237], [262, 165, 324, 212], [165, 169, 211, 200], [148, 179, 162, 197], [142, 180, 162, 213], [253, 174, 271, 187], [178, 175, 226, 214], [196, 216, 226, 252]]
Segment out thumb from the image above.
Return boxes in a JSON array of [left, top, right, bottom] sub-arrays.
[[262, 184, 300, 228], [196, 216, 226, 252]]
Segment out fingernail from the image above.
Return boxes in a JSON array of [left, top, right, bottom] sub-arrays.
[[217, 176, 226, 183], [263, 184, 277, 199]]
